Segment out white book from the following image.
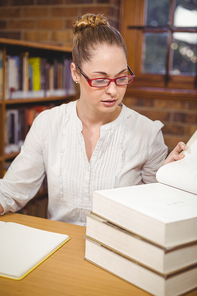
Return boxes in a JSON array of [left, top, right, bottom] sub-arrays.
[[85, 237, 197, 296], [92, 131, 197, 248], [0, 222, 69, 280], [156, 130, 197, 195], [86, 213, 197, 275]]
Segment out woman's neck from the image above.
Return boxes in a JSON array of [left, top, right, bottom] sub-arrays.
[[76, 99, 122, 128]]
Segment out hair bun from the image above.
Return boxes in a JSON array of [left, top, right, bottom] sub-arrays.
[[72, 13, 110, 34]]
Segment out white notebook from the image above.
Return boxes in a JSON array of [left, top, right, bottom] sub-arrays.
[[0, 221, 70, 280]]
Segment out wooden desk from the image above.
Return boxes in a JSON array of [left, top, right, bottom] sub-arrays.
[[0, 213, 197, 296]]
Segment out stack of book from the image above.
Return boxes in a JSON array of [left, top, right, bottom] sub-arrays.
[[85, 131, 197, 296]]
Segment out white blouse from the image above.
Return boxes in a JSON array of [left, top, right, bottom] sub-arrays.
[[0, 101, 168, 225]]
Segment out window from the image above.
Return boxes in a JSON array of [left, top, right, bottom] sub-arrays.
[[121, 0, 197, 90], [143, 0, 197, 76]]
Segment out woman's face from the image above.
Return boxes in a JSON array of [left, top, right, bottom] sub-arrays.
[[73, 44, 128, 115]]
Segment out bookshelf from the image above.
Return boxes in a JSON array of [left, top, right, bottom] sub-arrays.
[[0, 38, 76, 217]]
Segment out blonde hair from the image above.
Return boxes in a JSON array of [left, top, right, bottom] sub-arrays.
[[72, 13, 127, 67]]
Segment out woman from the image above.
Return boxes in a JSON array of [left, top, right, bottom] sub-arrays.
[[0, 14, 185, 225]]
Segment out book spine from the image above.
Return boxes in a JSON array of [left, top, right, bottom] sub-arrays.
[[18, 54, 23, 91], [22, 52, 29, 92], [18, 107, 26, 148], [40, 58, 47, 93], [28, 64, 33, 91], [7, 56, 20, 99], [5, 109, 19, 153], [28, 58, 41, 91]]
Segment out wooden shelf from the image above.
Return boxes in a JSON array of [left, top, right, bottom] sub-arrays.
[[0, 37, 72, 52], [5, 95, 75, 105], [0, 38, 76, 203]]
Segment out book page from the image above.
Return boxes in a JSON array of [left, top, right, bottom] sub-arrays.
[[0, 222, 69, 280], [181, 130, 197, 155], [156, 132, 197, 195]]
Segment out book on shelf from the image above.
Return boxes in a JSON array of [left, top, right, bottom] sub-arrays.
[[28, 57, 41, 91], [84, 236, 197, 296], [92, 130, 197, 249], [5, 53, 75, 100], [19, 51, 29, 92], [0, 221, 70, 280], [5, 109, 19, 154], [5, 105, 54, 154], [18, 107, 26, 147], [86, 212, 197, 275], [40, 57, 47, 91], [6, 55, 20, 99]]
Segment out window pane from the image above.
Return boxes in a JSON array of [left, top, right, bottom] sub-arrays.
[[174, 0, 197, 27], [146, 0, 171, 26], [142, 33, 169, 74], [171, 33, 197, 75]]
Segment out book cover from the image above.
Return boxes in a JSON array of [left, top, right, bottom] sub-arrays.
[[0, 222, 70, 280]]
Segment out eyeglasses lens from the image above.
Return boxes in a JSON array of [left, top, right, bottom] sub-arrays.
[[91, 76, 134, 87]]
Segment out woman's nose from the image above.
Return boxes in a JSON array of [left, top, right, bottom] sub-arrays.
[[105, 80, 118, 96]]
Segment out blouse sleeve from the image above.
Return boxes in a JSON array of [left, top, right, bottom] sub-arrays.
[[141, 120, 168, 184], [0, 111, 48, 214]]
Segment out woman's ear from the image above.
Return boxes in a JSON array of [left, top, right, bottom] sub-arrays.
[[71, 62, 79, 83]]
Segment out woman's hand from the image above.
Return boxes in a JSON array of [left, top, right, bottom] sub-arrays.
[[163, 142, 185, 165]]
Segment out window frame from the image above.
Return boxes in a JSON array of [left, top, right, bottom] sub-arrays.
[[120, 0, 197, 91]]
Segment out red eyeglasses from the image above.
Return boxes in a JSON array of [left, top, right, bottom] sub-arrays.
[[76, 65, 135, 88]]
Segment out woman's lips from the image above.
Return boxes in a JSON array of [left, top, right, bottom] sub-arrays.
[[101, 100, 117, 107]]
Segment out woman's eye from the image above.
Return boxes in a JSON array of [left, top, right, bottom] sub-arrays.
[[118, 77, 127, 82], [95, 79, 107, 84]]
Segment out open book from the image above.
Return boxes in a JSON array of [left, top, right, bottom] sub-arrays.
[[0, 222, 70, 280], [92, 131, 197, 248], [156, 130, 197, 195]]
